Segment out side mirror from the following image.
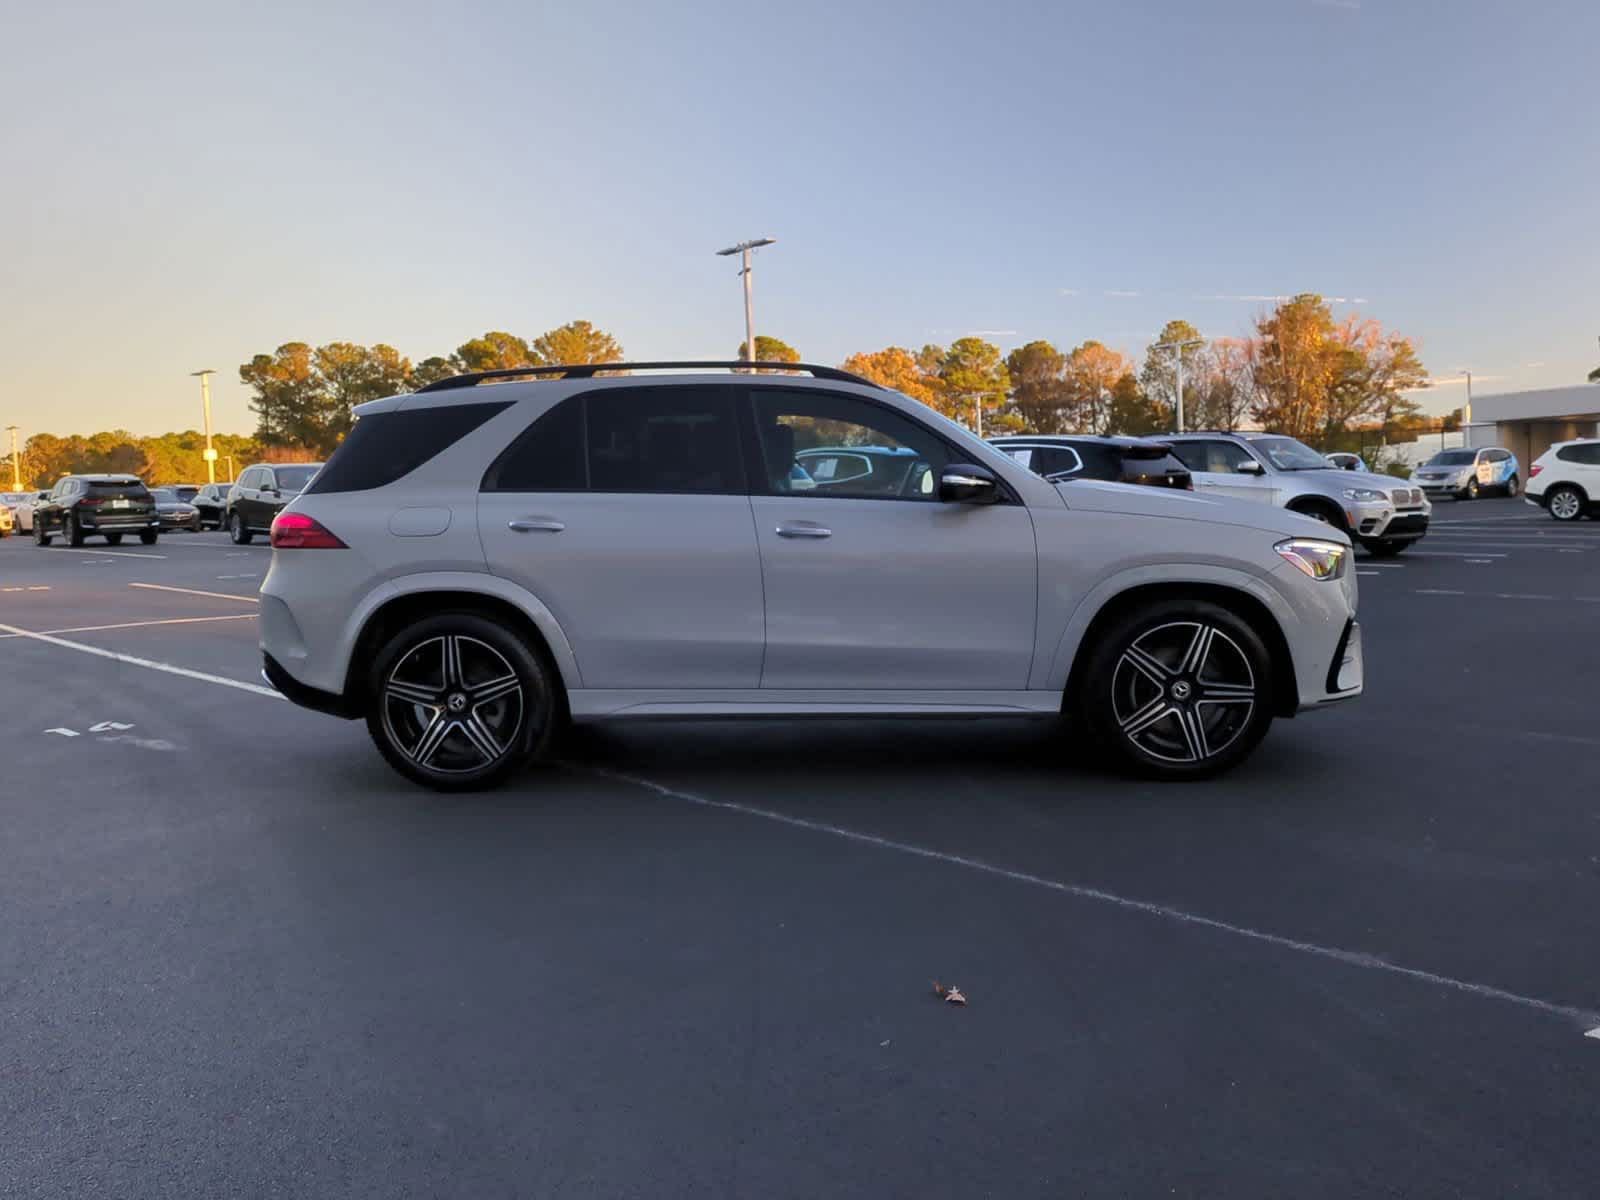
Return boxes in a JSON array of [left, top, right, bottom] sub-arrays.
[[1236, 460, 1266, 476], [938, 463, 1001, 504]]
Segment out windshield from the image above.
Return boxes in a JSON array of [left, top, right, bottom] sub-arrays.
[[1252, 437, 1332, 471], [1426, 449, 1477, 466], [151, 488, 177, 502], [275, 465, 319, 492]]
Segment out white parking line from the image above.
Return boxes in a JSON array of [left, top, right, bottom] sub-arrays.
[[127, 582, 259, 604], [1414, 588, 1466, 595], [1401, 550, 1508, 559], [1357, 570, 1380, 576], [0, 620, 283, 698], [0, 586, 51, 592], [589, 767, 1600, 1034], [0, 614, 256, 641], [44, 546, 167, 560]]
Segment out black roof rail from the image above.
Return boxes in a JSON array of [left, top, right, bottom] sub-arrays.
[[414, 360, 883, 394]]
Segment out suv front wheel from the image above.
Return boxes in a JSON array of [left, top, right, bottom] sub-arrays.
[[1075, 599, 1274, 779], [365, 614, 558, 791], [229, 511, 254, 544]]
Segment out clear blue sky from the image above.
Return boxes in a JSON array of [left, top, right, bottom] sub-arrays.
[[3, 0, 1597, 437]]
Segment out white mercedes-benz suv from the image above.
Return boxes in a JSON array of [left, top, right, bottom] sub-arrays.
[[259, 361, 1363, 790]]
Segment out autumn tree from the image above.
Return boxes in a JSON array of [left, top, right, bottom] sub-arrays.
[[533, 320, 624, 366], [938, 338, 1010, 434], [1005, 340, 1068, 432], [840, 347, 942, 408], [1186, 337, 1255, 432], [411, 356, 457, 388], [455, 331, 535, 372], [1061, 341, 1135, 434]]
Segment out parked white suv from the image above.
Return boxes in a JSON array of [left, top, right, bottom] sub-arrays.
[[259, 361, 1363, 790], [1525, 438, 1600, 521]]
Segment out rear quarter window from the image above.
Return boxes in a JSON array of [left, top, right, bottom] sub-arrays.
[[304, 401, 512, 494]]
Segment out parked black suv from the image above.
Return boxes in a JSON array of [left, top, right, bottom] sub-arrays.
[[33, 475, 160, 546], [988, 435, 1193, 490], [226, 462, 323, 544], [191, 482, 232, 530]]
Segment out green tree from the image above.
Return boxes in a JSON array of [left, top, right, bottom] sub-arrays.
[[240, 343, 327, 450], [533, 320, 624, 366], [736, 334, 801, 371], [1105, 373, 1169, 435], [1005, 340, 1068, 433], [1139, 320, 1206, 422], [314, 342, 413, 441], [939, 337, 1010, 434], [412, 356, 457, 388]]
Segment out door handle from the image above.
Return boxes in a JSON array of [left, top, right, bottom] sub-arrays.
[[507, 518, 566, 533], [776, 522, 832, 539]]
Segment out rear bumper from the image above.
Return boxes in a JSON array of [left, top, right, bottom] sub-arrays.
[[261, 652, 360, 719]]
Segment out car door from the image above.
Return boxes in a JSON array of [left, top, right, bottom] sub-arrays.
[[1171, 439, 1277, 503], [477, 384, 765, 690], [748, 386, 1038, 691]]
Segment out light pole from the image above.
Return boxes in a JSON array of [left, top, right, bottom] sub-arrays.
[[715, 237, 777, 362], [191, 369, 217, 484], [1458, 369, 1473, 432], [1152, 337, 1205, 432], [6, 425, 19, 490], [223, 454, 235, 483]]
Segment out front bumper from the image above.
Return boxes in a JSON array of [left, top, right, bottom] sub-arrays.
[[1346, 498, 1430, 542], [158, 512, 201, 530]]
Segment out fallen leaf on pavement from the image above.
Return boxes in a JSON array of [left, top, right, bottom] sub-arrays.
[[931, 981, 968, 1006]]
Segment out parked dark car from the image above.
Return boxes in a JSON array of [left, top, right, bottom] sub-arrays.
[[191, 482, 232, 529], [32, 475, 160, 546], [225, 462, 323, 544], [988, 435, 1193, 490], [150, 487, 203, 532]]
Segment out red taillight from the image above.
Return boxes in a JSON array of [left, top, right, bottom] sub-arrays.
[[270, 511, 346, 549], [1529, 464, 1543, 478], [77, 497, 102, 507]]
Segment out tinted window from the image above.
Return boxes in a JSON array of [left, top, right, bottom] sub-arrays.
[[486, 386, 745, 494], [1428, 449, 1477, 466], [305, 402, 511, 495], [1172, 440, 1258, 474], [173, 486, 199, 501], [274, 465, 320, 493], [752, 389, 949, 500], [1557, 443, 1600, 465], [151, 488, 177, 502], [87, 480, 150, 500]]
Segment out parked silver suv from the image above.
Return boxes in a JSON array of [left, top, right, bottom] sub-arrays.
[[1166, 432, 1431, 556], [259, 362, 1363, 790]]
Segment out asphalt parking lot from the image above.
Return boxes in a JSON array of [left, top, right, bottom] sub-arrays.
[[3, 497, 1598, 1198]]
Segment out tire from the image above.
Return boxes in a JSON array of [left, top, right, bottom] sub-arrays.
[[1466, 477, 1480, 500], [66, 513, 85, 547], [1074, 598, 1274, 780], [105, 533, 124, 546], [365, 613, 559, 792], [229, 512, 253, 544], [1361, 539, 1409, 557], [139, 530, 159, 545], [1548, 486, 1584, 522], [1288, 500, 1345, 531], [33, 520, 52, 547], [1504, 474, 1519, 497]]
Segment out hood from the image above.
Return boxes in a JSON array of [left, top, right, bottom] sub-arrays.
[[1055, 478, 1349, 543], [1280, 467, 1406, 493]]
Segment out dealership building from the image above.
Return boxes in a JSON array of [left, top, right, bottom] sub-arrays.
[[1467, 383, 1600, 463]]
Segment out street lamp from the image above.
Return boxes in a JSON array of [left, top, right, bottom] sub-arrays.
[[1458, 369, 1473, 430], [223, 454, 235, 483], [1151, 337, 1205, 432], [715, 237, 777, 362], [6, 425, 19, 490], [190, 369, 217, 484]]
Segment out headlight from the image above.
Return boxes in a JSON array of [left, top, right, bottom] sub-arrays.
[[1276, 537, 1348, 580], [1341, 488, 1386, 502]]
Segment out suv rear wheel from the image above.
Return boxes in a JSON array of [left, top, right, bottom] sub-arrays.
[[1548, 485, 1584, 522], [66, 512, 85, 547], [365, 613, 558, 791], [33, 520, 52, 547], [1075, 598, 1274, 779], [229, 511, 253, 544]]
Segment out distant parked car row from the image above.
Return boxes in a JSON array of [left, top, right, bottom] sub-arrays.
[[22, 463, 322, 547]]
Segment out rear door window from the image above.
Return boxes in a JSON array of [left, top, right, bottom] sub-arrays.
[[484, 386, 746, 495]]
